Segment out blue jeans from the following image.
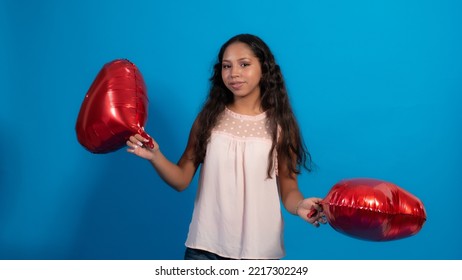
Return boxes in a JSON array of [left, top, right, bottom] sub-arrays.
[[184, 247, 233, 260]]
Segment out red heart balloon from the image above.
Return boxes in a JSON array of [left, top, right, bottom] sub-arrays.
[[76, 59, 153, 153], [321, 178, 427, 241]]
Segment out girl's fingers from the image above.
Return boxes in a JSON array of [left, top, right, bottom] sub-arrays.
[[128, 135, 148, 147], [313, 200, 324, 212], [135, 134, 149, 142], [127, 139, 142, 148], [307, 208, 318, 218], [306, 205, 327, 227]]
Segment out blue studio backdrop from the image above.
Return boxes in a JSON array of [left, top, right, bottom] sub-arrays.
[[1, 0, 461, 259]]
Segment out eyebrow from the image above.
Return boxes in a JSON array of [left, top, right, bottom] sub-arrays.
[[222, 57, 252, 63]]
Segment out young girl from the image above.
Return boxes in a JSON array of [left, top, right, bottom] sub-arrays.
[[127, 34, 326, 260]]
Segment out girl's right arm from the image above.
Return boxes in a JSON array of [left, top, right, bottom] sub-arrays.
[[126, 120, 200, 192]]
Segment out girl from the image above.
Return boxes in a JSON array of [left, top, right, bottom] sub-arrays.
[[127, 34, 326, 260]]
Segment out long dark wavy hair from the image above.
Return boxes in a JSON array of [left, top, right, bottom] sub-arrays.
[[194, 34, 312, 177]]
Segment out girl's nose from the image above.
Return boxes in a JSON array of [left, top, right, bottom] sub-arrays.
[[231, 67, 241, 78], [230, 66, 240, 77]]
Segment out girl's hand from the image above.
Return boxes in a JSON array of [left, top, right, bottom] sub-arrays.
[[296, 197, 327, 227], [126, 133, 160, 161]]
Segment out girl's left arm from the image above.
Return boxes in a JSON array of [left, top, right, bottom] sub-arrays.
[[277, 158, 326, 227]]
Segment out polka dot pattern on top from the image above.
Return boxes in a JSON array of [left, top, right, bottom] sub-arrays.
[[214, 107, 272, 140]]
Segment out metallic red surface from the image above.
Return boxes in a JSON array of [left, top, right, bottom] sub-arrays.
[[76, 59, 153, 153], [321, 178, 427, 241]]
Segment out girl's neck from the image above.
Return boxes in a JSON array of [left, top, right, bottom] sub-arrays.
[[228, 97, 263, 116]]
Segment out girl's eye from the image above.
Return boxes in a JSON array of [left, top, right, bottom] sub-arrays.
[[222, 64, 231, 69], [241, 63, 250, 67]]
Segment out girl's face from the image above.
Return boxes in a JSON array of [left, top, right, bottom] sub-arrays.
[[221, 42, 262, 100]]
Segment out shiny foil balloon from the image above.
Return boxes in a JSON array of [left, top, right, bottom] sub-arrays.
[[76, 59, 153, 153], [321, 178, 427, 241]]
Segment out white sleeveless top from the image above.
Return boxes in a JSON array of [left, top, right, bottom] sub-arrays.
[[185, 107, 285, 259]]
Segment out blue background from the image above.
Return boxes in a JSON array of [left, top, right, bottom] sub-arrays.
[[1, 0, 461, 260]]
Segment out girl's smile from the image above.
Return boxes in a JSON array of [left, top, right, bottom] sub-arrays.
[[228, 81, 245, 90]]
